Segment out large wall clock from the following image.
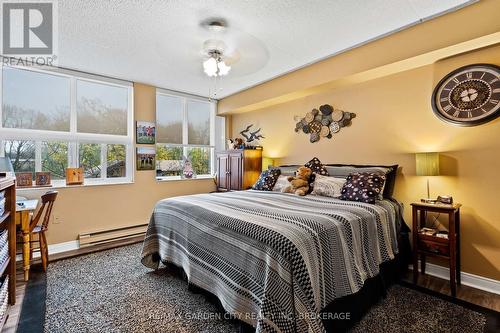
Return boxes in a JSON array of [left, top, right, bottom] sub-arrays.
[[431, 63, 500, 126]]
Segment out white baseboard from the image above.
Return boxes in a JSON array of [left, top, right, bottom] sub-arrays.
[[47, 240, 80, 256], [410, 262, 500, 295], [16, 240, 80, 261]]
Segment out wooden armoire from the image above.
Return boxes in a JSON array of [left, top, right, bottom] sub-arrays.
[[216, 149, 262, 191]]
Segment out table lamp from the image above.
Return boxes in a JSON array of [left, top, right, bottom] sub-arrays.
[[262, 157, 275, 171], [0, 157, 14, 177], [415, 152, 439, 203]]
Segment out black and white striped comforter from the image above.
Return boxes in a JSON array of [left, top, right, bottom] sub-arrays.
[[141, 190, 402, 333]]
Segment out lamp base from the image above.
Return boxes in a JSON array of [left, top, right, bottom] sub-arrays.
[[420, 198, 437, 204]]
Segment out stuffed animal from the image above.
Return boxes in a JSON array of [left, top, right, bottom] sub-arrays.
[[228, 138, 245, 149], [282, 166, 312, 196]]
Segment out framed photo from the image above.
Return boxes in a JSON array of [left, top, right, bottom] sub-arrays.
[[35, 172, 51, 186], [136, 147, 156, 171], [136, 121, 156, 144], [16, 172, 33, 187], [66, 167, 84, 185]]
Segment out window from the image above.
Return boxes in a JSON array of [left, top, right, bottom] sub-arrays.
[[77, 80, 128, 135], [156, 95, 183, 144], [79, 143, 101, 178], [3, 140, 35, 173], [2, 67, 70, 131], [187, 100, 210, 145], [0, 65, 133, 186], [41, 141, 68, 179], [156, 90, 215, 180]]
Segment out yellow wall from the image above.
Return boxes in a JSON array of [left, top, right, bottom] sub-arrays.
[[20, 83, 216, 245], [230, 45, 500, 280], [224, 0, 500, 283]]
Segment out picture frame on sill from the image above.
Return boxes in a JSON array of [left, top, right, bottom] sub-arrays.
[[66, 168, 84, 185], [35, 172, 52, 187], [16, 172, 33, 187], [136, 121, 156, 144]]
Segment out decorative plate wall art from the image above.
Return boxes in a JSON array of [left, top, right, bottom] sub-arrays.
[[295, 104, 356, 143]]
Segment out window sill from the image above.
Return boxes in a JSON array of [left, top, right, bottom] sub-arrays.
[[156, 175, 215, 182], [16, 179, 134, 191]]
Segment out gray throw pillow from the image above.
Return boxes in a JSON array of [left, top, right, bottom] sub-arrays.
[[311, 175, 346, 198]]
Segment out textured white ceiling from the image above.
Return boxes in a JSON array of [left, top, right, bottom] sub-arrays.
[[58, 0, 474, 98]]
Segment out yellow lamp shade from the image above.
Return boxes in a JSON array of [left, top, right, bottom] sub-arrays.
[[262, 157, 275, 171], [415, 152, 440, 176]]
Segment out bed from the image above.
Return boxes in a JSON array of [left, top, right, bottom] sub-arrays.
[[141, 190, 406, 333]]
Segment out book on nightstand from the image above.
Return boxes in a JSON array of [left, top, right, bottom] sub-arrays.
[[419, 227, 436, 236], [435, 231, 449, 239]]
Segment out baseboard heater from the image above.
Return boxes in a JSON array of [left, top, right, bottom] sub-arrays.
[[78, 223, 148, 247]]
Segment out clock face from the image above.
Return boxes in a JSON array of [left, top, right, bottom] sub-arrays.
[[432, 64, 500, 126]]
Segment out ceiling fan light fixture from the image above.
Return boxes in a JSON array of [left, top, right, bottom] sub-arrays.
[[203, 57, 218, 77], [217, 61, 231, 76], [203, 49, 231, 77]]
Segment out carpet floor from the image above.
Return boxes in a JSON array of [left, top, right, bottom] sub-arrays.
[[40, 243, 489, 333]]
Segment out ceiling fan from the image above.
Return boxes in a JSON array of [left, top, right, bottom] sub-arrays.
[[198, 18, 268, 99], [200, 19, 237, 78], [156, 17, 268, 99]]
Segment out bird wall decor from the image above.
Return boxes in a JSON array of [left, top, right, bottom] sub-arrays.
[[240, 124, 265, 143]]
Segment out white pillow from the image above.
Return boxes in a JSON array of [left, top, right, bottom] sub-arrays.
[[272, 175, 290, 192], [311, 174, 346, 198]]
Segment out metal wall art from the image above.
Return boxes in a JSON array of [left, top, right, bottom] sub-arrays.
[[295, 104, 356, 143], [228, 124, 265, 150], [240, 124, 265, 143]]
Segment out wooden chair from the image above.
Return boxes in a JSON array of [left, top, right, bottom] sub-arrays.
[[18, 191, 58, 272]]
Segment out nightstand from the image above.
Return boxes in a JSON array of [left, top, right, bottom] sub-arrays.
[[411, 202, 461, 297]]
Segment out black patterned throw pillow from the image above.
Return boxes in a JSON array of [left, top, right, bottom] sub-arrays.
[[339, 172, 387, 204], [304, 157, 328, 192], [304, 157, 329, 176], [252, 169, 281, 191]]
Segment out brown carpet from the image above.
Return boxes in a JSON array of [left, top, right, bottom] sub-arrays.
[[351, 284, 486, 333], [35, 244, 491, 332]]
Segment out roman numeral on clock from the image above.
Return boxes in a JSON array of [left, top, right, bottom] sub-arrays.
[[453, 110, 460, 117], [466, 72, 473, 79], [453, 78, 460, 84], [440, 97, 449, 102], [490, 99, 499, 105]]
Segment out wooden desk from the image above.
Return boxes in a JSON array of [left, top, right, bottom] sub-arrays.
[[15, 199, 38, 281]]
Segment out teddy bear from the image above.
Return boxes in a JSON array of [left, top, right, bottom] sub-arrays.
[[282, 166, 312, 196], [228, 138, 245, 149]]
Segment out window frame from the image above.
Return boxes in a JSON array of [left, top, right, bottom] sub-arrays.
[[156, 88, 216, 181], [0, 64, 134, 187]]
